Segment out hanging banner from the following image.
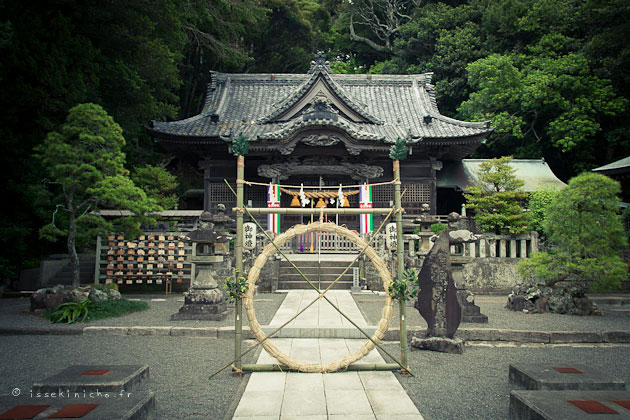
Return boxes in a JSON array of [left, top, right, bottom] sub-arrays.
[[359, 183, 373, 234], [243, 222, 257, 250], [267, 183, 280, 234], [386, 223, 397, 250]]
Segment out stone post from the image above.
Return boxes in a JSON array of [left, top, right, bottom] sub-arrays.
[[509, 239, 517, 258], [499, 240, 507, 258]]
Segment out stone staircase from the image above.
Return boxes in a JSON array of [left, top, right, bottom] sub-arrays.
[[45, 256, 95, 287], [277, 256, 358, 290]]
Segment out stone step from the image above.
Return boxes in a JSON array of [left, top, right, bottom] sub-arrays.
[[509, 363, 626, 391], [0, 393, 155, 420], [32, 365, 150, 393], [462, 314, 488, 323], [510, 390, 630, 420], [279, 266, 358, 276], [279, 274, 354, 283], [276, 281, 353, 290]]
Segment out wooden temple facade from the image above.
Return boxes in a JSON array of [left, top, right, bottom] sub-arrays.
[[147, 54, 493, 231]]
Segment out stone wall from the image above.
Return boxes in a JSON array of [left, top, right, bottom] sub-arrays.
[[453, 259, 525, 294]]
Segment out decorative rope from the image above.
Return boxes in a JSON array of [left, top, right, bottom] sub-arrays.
[[243, 179, 397, 189], [244, 221, 394, 373], [280, 188, 359, 198]]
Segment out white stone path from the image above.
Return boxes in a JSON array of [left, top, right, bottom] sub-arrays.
[[232, 290, 424, 420]]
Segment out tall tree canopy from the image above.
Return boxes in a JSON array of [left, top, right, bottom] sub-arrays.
[[35, 104, 172, 287]]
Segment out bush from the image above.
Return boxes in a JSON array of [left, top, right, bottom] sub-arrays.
[[430, 223, 448, 235], [519, 173, 628, 291]]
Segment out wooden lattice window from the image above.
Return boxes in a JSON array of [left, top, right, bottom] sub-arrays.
[[207, 183, 235, 203], [402, 183, 431, 204]]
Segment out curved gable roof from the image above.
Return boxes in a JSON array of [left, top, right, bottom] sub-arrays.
[[148, 58, 492, 145]]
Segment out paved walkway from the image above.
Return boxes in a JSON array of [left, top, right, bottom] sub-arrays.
[[232, 290, 424, 420]]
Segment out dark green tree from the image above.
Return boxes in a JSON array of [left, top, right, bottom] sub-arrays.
[[520, 172, 628, 291], [464, 156, 529, 234], [35, 104, 165, 287]]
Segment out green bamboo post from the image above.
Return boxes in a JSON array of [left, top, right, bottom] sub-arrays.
[[235, 154, 245, 371], [393, 160, 408, 371]]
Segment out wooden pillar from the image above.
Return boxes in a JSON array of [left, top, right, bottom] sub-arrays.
[[94, 235, 102, 284], [393, 160, 408, 372], [235, 155, 244, 371]]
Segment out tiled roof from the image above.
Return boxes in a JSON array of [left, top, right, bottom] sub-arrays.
[[148, 59, 492, 144], [438, 159, 566, 192], [592, 156, 630, 175]]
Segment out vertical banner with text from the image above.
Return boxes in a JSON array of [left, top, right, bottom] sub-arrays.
[[267, 183, 280, 234], [359, 183, 373, 234]]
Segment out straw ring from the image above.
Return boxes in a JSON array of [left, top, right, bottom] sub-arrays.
[[243, 221, 394, 373]]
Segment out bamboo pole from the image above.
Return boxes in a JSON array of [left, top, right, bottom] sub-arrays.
[[223, 180, 412, 375], [235, 155, 245, 371], [393, 160, 409, 372], [241, 363, 402, 372], [235, 207, 394, 215]]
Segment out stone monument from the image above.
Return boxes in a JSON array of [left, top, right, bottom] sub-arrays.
[[171, 204, 233, 321], [412, 213, 477, 353]]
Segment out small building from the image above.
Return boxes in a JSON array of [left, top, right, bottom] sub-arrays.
[[147, 54, 493, 231], [593, 156, 630, 202]]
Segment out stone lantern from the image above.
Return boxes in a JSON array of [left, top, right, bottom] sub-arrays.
[[413, 203, 439, 253], [171, 205, 233, 321]]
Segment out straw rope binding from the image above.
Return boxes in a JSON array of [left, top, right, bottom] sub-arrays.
[[244, 221, 394, 373]]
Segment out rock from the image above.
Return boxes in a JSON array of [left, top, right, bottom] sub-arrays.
[[44, 293, 67, 311], [107, 289, 122, 300], [88, 288, 108, 303], [508, 295, 526, 312], [535, 297, 549, 313], [411, 336, 464, 354], [506, 282, 599, 316], [30, 290, 48, 311], [573, 297, 594, 316]]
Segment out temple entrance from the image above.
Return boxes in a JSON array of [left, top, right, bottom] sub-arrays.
[[279, 175, 360, 253]]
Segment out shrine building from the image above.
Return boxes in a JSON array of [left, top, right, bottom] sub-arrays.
[[147, 54, 494, 231]]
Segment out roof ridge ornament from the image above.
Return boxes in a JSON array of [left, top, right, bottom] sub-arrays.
[[308, 52, 332, 74]]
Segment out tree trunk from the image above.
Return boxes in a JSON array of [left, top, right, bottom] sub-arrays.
[[66, 191, 80, 288]]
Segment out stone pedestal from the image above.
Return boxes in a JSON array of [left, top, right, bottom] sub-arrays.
[[171, 288, 229, 321]]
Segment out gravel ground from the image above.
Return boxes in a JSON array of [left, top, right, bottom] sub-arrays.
[[0, 335, 259, 420], [0, 293, 286, 329], [378, 342, 630, 420], [1, 335, 628, 420], [354, 293, 630, 331]]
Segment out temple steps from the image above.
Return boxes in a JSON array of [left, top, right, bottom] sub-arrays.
[[277, 257, 358, 290]]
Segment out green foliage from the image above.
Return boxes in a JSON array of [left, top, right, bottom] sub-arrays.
[[388, 268, 418, 302], [87, 299, 149, 321], [430, 223, 448, 235], [224, 269, 248, 303], [464, 157, 529, 234], [519, 173, 628, 291], [623, 207, 630, 243], [49, 299, 92, 324], [132, 165, 179, 210], [389, 137, 408, 161], [527, 186, 560, 236], [231, 133, 250, 157], [35, 104, 164, 286]]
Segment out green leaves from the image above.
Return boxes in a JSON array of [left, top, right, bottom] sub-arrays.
[[520, 173, 627, 291], [224, 269, 248, 303], [388, 268, 418, 302], [49, 299, 92, 324], [231, 133, 250, 157], [388, 137, 408, 161], [464, 156, 529, 234]]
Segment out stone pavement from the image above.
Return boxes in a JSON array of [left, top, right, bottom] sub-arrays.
[[232, 289, 423, 420]]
